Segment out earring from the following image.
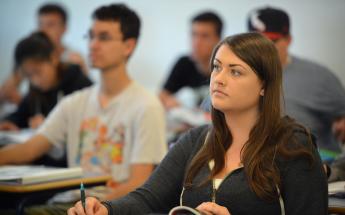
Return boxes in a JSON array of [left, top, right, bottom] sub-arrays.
[[260, 89, 264, 96]]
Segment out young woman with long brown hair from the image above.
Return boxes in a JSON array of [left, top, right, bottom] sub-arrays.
[[69, 32, 327, 215]]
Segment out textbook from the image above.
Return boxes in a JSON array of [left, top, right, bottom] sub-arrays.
[[168, 205, 204, 215], [0, 165, 83, 185]]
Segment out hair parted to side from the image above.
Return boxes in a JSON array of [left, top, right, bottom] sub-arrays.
[[15, 31, 54, 67], [38, 3, 68, 24], [192, 11, 223, 38], [92, 3, 140, 41], [184, 32, 315, 201]]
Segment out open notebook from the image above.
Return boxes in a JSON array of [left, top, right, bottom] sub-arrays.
[[0, 165, 83, 185]]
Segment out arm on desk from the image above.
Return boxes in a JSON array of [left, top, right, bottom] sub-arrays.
[[0, 134, 52, 165], [104, 163, 154, 200], [0, 121, 19, 131], [159, 90, 180, 110]]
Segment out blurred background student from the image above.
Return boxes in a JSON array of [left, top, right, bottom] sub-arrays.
[[0, 3, 88, 110], [0, 31, 91, 168], [246, 6, 345, 162], [0, 31, 91, 131], [159, 11, 223, 110], [160, 12, 223, 143]]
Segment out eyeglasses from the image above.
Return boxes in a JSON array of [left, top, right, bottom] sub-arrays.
[[84, 33, 122, 43]]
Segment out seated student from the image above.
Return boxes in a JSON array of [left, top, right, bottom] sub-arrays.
[[247, 6, 345, 158], [0, 31, 92, 131], [159, 12, 223, 109], [0, 3, 167, 213], [37, 3, 87, 73], [247, 6, 345, 183], [0, 3, 87, 106], [69, 33, 327, 215]]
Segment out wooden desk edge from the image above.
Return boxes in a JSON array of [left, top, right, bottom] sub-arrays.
[[0, 175, 111, 193], [328, 206, 345, 214]]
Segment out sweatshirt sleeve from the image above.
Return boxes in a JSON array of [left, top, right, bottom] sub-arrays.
[[280, 133, 328, 215], [109, 126, 206, 215]]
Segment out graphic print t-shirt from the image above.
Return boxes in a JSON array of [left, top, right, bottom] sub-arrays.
[[38, 82, 167, 182]]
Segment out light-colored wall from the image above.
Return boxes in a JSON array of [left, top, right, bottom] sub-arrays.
[[1, 0, 345, 93]]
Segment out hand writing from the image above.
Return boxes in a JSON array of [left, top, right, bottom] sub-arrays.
[[67, 197, 108, 215]]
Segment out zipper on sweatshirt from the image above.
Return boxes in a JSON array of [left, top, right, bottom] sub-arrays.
[[210, 165, 244, 203], [212, 180, 216, 203]]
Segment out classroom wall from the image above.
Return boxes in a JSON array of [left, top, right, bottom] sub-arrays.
[[1, 0, 345, 93]]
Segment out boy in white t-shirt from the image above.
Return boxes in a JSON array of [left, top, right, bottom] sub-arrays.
[[0, 3, 167, 203]]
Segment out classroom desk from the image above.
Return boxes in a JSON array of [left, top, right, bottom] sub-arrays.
[[0, 173, 111, 193], [0, 174, 111, 215], [329, 197, 345, 214]]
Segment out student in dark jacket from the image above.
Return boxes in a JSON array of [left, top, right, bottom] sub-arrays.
[[0, 31, 92, 130], [69, 33, 327, 215]]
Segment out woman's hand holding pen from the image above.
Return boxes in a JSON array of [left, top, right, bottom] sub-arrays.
[[68, 197, 108, 215]]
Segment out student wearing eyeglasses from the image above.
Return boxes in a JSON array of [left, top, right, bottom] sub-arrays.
[[0, 3, 167, 214]]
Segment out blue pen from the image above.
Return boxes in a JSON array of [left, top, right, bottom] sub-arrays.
[[80, 182, 86, 211]]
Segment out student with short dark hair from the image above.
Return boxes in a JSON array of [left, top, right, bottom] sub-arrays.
[[37, 3, 86, 72], [192, 12, 223, 37], [38, 3, 68, 25], [0, 3, 87, 106], [0, 32, 91, 131], [159, 11, 223, 109], [0, 3, 166, 214], [69, 33, 327, 215]]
